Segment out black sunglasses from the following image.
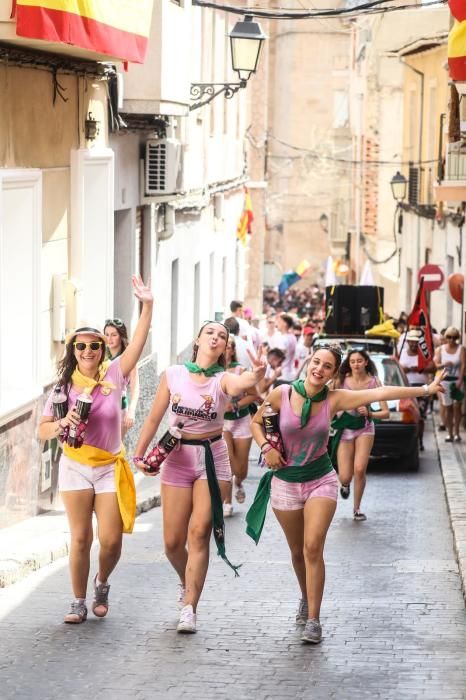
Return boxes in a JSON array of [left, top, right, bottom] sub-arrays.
[[104, 318, 124, 328], [201, 320, 230, 333], [445, 335, 459, 340]]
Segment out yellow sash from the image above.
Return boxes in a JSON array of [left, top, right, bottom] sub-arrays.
[[63, 443, 136, 534]]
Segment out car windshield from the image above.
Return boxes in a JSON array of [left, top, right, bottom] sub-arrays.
[[372, 357, 407, 387]]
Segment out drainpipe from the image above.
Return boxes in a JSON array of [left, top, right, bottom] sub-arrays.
[[400, 58, 424, 279]]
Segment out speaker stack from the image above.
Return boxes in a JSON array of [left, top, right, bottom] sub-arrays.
[[324, 286, 384, 335]]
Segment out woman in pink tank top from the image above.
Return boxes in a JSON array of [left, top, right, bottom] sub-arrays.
[[334, 350, 389, 522], [222, 337, 260, 517], [134, 322, 265, 635], [250, 346, 445, 644]]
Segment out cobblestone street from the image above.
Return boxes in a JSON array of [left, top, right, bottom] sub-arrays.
[[1, 424, 466, 700]]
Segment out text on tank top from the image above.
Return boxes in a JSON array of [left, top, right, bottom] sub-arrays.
[[165, 365, 229, 435], [278, 383, 331, 466]]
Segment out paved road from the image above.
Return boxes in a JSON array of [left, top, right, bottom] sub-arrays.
[[1, 424, 466, 700]]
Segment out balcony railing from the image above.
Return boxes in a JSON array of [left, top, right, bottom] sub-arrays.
[[446, 142, 466, 181]]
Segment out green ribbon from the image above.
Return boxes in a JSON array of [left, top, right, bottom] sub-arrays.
[[184, 361, 225, 377], [224, 406, 250, 420], [228, 362, 241, 368], [181, 437, 241, 576], [245, 453, 334, 544], [290, 381, 328, 428], [450, 383, 465, 401]]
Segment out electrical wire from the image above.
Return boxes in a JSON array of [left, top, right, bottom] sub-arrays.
[[362, 204, 399, 265], [192, 0, 447, 19]]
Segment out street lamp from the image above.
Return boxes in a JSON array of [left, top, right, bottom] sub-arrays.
[[390, 170, 408, 236], [390, 171, 408, 202], [190, 15, 266, 111]]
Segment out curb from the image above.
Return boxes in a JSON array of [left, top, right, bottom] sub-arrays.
[[433, 417, 466, 606], [0, 481, 161, 589]]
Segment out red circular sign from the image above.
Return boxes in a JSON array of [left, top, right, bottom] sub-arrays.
[[418, 264, 445, 292]]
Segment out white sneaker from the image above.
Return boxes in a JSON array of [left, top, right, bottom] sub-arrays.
[[223, 502, 233, 518], [177, 604, 197, 633], [176, 582, 186, 609]]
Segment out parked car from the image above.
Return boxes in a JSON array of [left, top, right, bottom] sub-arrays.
[[298, 352, 421, 470]]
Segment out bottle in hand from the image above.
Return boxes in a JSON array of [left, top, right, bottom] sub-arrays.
[[262, 402, 286, 457], [67, 389, 93, 448], [145, 424, 183, 473], [52, 385, 68, 420]]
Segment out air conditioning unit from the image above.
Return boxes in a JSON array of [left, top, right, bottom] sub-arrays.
[[145, 138, 180, 195]]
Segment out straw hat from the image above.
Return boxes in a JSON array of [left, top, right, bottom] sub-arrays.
[[65, 326, 107, 346], [406, 329, 422, 342]]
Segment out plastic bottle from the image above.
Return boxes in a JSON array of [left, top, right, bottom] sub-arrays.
[[52, 384, 68, 421], [262, 402, 286, 457], [67, 389, 93, 448], [144, 424, 183, 473]]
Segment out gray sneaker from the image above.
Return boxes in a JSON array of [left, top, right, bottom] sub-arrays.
[[64, 601, 87, 624], [301, 618, 322, 644], [92, 575, 110, 618], [295, 598, 308, 626]]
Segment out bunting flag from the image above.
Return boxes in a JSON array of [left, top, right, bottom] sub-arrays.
[[406, 279, 434, 371], [236, 187, 254, 246], [14, 1, 154, 63], [278, 259, 311, 296]]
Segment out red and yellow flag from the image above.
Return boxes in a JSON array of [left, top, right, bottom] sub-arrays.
[[14, 1, 154, 63], [236, 187, 254, 246], [448, 1, 466, 80]]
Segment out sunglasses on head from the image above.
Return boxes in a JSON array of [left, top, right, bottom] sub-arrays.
[[104, 318, 124, 328], [201, 320, 229, 333], [73, 341, 103, 351]]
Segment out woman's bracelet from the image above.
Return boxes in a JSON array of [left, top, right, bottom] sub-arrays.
[[261, 443, 274, 455], [259, 441, 269, 451], [422, 384, 429, 396]]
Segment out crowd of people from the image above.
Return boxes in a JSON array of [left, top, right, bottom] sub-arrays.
[[37, 283, 454, 644]]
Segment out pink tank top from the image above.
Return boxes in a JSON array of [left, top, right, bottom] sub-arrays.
[[165, 365, 229, 435], [278, 384, 331, 466], [342, 375, 377, 417], [43, 357, 127, 454]]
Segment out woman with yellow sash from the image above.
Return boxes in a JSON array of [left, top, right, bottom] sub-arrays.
[[38, 276, 153, 624], [247, 346, 446, 644]]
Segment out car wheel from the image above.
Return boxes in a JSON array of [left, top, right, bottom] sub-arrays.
[[403, 445, 420, 471]]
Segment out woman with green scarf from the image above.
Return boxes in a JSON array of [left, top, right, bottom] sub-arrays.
[[332, 349, 389, 522], [222, 337, 260, 517], [247, 346, 446, 644], [134, 322, 265, 635]]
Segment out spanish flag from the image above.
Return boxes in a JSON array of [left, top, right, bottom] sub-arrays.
[[14, 1, 154, 64], [448, 0, 466, 81], [449, 0, 466, 22], [236, 187, 254, 246]]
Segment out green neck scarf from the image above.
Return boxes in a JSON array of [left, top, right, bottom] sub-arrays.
[[184, 361, 224, 377], [291, 381, 329, 428], [228, 362, 241, 368]]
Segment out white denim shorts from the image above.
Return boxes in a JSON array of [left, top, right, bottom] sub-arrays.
[[58, 454, 116, 493]]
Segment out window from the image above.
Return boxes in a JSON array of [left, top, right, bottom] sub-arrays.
[[333, 90, 349, 129], [0, 170, 42, 417]]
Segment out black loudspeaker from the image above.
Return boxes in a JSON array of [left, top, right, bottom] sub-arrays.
[[324, 286, 384, 335]]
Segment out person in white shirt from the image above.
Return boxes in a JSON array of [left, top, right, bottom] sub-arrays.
[[224, 316, 252, 369], [274, 313, 298, 381], [229, 300, 251, 341]]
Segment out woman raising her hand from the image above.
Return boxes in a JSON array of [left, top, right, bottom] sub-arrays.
[[134, 322, 265, 635], [247, 346, 445, 644]]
